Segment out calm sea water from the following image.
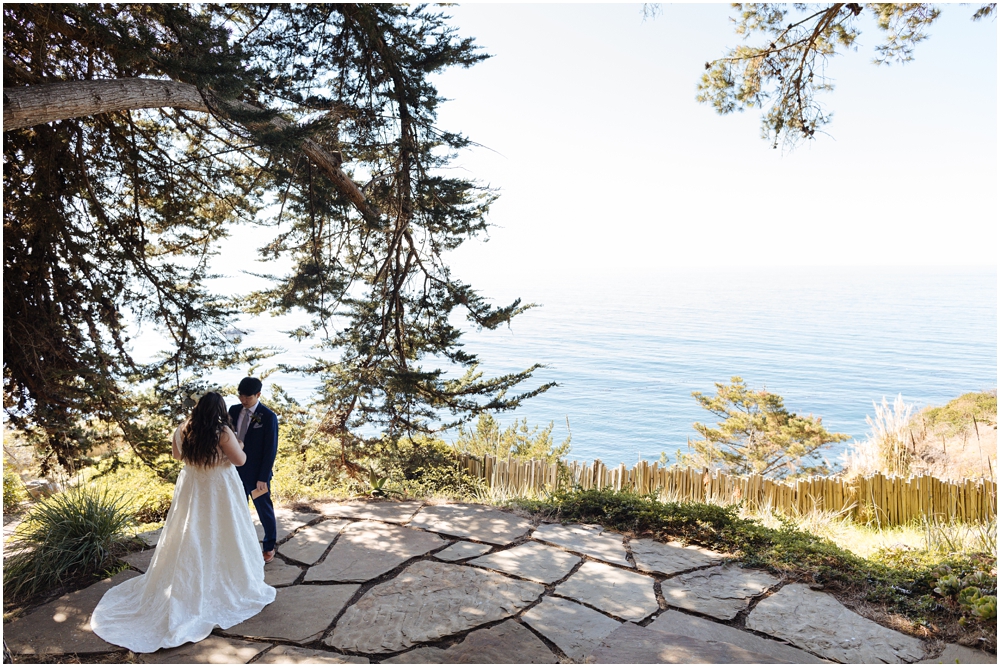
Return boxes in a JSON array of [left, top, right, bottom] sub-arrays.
[[221, 266, 997, 468]]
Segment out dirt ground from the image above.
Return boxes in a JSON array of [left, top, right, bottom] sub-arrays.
[[909, 412, 997, 481]]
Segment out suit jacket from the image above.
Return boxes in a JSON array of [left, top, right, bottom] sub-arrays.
[[229, 402, 279, 492]]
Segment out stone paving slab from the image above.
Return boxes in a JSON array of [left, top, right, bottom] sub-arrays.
[[522, 595, 622, 661], [264, 560, 304, 586], [630, 538, 725, 575], [532, 523, 629, 567], [277, 519, 349, 565], [4, 569, 140, 655], [137, 528, 162, 547], [469, 541, 580, 584], [917, 644, 996, 664], [123, 547, 155, 572], [255, 508, 322, 544], [556, 561, 658, 622], [435, 540, 494, 561], [747, 583, 926, 663], [327, 560, 544, 653], [380, 619, 557, 664], [254, 645, 369, 664], [660, 564, 779, 620], [3, 513, 23, 546], [226, 584, 360, 644], [408, 503, 533, 545], [587, 623, 792, 664], [305, 520, 445, 582], [317, 500, 424, 524], [136, 636, 270, 664], [648, 610, 826, 663]]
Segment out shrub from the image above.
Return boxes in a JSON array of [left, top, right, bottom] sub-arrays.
[[362, 435, 485, 499], [844, 390, 998, 479], [89, 454, 176, 523], [4, 459, 26, 511], [407, 462, 486, 498], [453, 414, 571, 463], [922, 391, 998, 434], [272, 435, 346, 503], [3, 485, 135, 601]]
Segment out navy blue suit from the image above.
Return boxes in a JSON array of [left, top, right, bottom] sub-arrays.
[[229, 402, 279, 551]]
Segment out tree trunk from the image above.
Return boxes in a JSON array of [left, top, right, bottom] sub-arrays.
[[3, 78, 208, 130], [3, 78, 380, 221]]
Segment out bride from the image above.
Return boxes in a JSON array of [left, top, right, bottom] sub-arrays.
[[91, 392, 276, 653]]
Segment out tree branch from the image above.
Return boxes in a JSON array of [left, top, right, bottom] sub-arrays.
[[3, 77, 382, 222]]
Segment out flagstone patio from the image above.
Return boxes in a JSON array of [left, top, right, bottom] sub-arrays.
[[4, 501, 996, 664]]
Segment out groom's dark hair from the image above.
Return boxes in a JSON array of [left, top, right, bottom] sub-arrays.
[[238, 377, 263, 395]]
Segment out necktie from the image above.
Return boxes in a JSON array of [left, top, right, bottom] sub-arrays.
[[237, 408, 250, 442]]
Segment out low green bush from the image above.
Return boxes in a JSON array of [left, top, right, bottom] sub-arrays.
[[4, 485, 136, 602], [516, 488, 997, 645], [272, 436, 346, 502], [4, 459, 26, 512], [453, 413, 571, 463], [89, 454, 177, 523], [362, 435, 485, 498]]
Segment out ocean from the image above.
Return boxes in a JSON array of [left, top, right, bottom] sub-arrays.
[[217, 266, 997, 468]]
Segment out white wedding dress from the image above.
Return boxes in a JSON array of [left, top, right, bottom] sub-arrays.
[[91, 429, 276, 653]]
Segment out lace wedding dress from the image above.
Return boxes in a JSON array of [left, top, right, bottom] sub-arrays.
[[91, 434, 276, 653]]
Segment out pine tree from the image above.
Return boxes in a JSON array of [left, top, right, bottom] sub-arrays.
[[695, 3, 996, 147], [3, 4, 551, 469], [683, 377, 849, 478]]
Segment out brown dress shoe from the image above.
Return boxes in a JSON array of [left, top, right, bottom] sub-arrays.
[[263, 550, 275, 564]]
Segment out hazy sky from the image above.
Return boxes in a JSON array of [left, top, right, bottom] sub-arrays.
[[418, 3, 998, 290], [169, 4, 997, 399]]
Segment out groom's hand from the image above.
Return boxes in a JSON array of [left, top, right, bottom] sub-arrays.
[[256, 481, 268, 494]]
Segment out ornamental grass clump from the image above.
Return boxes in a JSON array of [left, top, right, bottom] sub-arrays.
[[3, 485, 136, 602], [844, 394, 915, 477]]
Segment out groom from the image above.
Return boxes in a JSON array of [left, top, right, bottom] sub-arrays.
[[230, 377, 279, 563]]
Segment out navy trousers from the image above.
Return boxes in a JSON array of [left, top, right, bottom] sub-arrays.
[[248, 486, 277, 552]]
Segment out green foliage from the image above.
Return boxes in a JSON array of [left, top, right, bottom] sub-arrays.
[[4, 4, 549, 467], [3, 485, 136, 602], [3, 4, 267, 468], [271, 435, 345, 503], [970, 595, 997, 622], [695, 4, 991, 147], [932, 565, 998, 624], [934, 574, 964, 596], [367, 468, 398, 499], [4, 459, 26, 511], [407, 463, 486, 498], [363, 435, 484, 499], [682, 377, 849, 478], [453, 414, 571, 463], [516, 488, 997, 639], [88, 454, 177, 523], [268, 387, 347, 503], [921, 391, 998, 435]]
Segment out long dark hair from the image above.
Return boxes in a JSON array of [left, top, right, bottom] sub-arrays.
[[180, 392, 232, 467]]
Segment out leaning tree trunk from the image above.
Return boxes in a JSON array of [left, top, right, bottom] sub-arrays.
[[3, 78, 380, 222]]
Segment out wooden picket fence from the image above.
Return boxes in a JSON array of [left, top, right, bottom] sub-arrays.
[[456, 453, 997, 526]]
